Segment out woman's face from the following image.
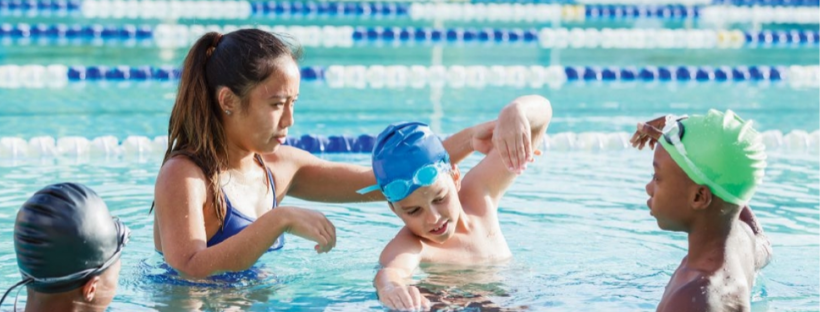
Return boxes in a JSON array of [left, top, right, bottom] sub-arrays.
[[229, 57, 301, 154]]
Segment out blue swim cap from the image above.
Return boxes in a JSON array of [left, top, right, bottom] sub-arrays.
[[357, 122, 450, 202]]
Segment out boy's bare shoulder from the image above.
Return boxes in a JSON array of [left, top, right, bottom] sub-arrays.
[[379, 227, 424, 265], [457, 186, 498, 224], [660, 269, 750, 312]]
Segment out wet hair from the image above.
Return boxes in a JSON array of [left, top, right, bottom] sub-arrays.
[[150, 29, 302, 225]]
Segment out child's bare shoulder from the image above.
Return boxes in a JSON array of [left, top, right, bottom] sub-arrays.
[[379, 227, 424, 265], [456, 184, 497, 220]]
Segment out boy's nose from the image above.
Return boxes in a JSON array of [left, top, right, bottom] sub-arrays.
[[426, 208, 441, 224]]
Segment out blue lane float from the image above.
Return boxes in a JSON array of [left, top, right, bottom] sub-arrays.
[[712, 0, 819, 6], [3, 23, 819, 50], [2, 1, 817, 23], [249, 1, 409, 16], [0, 0, 817, 16], [1, 64, 817, 89]]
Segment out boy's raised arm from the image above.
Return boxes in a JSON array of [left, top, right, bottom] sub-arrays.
[[460, 95, 553, 207], [374, 231, 429, 311]]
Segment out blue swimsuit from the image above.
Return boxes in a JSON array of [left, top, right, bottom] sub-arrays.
[[206, 155, 285, 250], [151, 155, 284, 285]]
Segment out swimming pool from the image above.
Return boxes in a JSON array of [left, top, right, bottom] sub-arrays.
[[1, 1, 819, 311]]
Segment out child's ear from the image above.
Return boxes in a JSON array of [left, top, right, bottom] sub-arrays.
[[81, 276, 100, 302], [692, 185, 712, 210], [451, 164, 461, 190]]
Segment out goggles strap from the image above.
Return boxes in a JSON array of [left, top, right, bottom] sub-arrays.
[[0, 278, 31, 307], [355, 184, 381, 195]]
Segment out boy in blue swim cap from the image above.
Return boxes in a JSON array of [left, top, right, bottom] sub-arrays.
[[1, 182, 129, 312], [357, 95, 552, 311], [630, 110, 772, 312]]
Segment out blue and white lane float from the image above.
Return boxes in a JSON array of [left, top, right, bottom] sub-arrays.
[[3, 23, 819, 49], [1, 65, 818, 89], [0, 130, 817, 159], [2, 0, 818, 24], [574, 0, 818, 5]]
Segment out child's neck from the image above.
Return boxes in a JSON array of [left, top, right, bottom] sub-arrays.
[[685, 207, 739, 272]]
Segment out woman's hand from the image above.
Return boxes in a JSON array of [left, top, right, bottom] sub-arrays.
[[378, 284, 431, 311], [630, 115, 667, 150], [495, 106, 539, 174], [280, 207, 336, 253]]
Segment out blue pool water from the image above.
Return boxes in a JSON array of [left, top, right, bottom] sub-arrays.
[[1, 4, 819, 311], [0, 150, 816, 311]]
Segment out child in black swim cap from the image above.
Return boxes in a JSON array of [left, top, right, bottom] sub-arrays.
[[1, 182, 129, 311]]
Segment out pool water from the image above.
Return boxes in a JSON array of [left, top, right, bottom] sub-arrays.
[[1, 4, 819, 311], [0, 150, 816, 311]]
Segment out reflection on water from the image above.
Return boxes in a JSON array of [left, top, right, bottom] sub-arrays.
[[417, 262, 527, 312]]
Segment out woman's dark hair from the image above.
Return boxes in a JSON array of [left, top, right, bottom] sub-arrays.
[[151, 29, 302, 224]]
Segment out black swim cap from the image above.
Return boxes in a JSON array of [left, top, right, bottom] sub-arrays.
[[12, 182, 128, 294]]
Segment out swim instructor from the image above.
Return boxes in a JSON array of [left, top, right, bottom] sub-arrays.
[[151, 28, 530, 279]]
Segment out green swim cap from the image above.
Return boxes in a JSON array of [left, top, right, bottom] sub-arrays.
[[658, 109, 767, 205]]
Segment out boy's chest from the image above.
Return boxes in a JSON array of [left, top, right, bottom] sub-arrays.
[[421, 223, 512, 265]]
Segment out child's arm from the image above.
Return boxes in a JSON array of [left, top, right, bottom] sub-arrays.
[[374, 230, 430, 311], [443, 120, 496, 164], [460, 95, 553, 208], [739, 206, 773, 271]]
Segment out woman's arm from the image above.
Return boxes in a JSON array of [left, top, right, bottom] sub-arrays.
[[154, 157, 335, 278], [285, 121, 498, 203]]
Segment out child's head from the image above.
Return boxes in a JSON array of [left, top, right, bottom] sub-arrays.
[[3, 183, 129, 308], [645, 109, 766, 231], [358, 122, 462, 243]]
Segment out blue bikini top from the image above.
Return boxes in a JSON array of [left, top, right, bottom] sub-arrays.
[[206, 155, 285, 251]]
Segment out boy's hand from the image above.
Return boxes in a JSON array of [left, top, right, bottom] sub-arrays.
[[630, 115, 667, 150], [471, 121, 496, 155], [378, 284, 431, 311], [496, 106, 539, 174], [280, 207, 336, 253]]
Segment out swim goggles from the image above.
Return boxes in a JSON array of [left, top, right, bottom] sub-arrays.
[[0, 217, 130, 308], [661, 115, 742, 204], [357, 157, 451, 202]]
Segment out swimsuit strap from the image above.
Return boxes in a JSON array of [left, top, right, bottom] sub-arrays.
[[254, 154, 277, 207]]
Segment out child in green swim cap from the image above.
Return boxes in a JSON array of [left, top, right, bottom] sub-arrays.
[[630, 109, 772, 312]]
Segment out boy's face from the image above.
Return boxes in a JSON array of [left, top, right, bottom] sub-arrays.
[[390, 171, 461, 244], [645, 146, 697, 232]]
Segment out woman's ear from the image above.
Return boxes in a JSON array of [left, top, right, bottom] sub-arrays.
[[217, 86, 239, 115]]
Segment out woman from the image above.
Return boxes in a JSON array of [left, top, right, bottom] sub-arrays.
[[152, 29, 535, 279]]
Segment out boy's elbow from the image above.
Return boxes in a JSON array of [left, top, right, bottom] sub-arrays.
[[756, 235, 773, 269], [523, 95, 553, 123]]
